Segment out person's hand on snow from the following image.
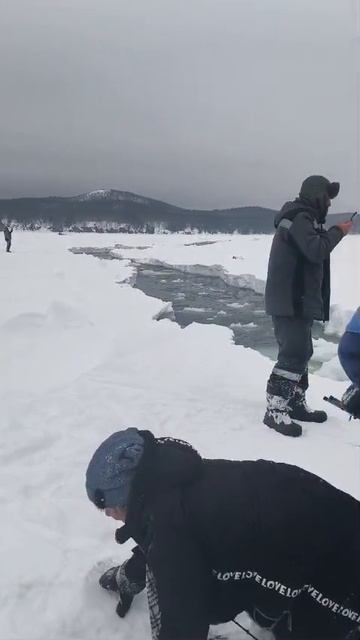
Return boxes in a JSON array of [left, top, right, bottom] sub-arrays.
[[99, 562, 144, 618]]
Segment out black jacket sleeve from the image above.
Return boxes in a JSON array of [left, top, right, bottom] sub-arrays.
[[289, 212, 343, 263], [124, 545, 146, 591], [147, 524, 211, 640]]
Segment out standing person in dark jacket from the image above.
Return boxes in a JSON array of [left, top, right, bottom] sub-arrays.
[[264, 175, 352, 437], [3, 225, 13, 252], [338, 308, 360, 417], [86, 428, 360, 640]]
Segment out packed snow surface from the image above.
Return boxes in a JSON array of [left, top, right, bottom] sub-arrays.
[[1, 232, 359, 640]]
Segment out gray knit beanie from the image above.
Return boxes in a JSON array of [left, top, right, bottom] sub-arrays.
[[299, 175, 340, 202], [86, 428, 144, 508]]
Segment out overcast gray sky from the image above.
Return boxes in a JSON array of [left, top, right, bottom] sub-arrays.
[[0, 0, 359, 211]]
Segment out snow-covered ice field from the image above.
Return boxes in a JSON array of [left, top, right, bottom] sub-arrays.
[[1, 231, 360, 640]]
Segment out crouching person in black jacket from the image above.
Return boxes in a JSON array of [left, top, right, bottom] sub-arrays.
[[86, 428, 360, 640], [264, 175, 351, 437]]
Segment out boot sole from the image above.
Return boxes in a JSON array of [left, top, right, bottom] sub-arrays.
[[289, 413, 327, 424], [263, 418, 302, 437]]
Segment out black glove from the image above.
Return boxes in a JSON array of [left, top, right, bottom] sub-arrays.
[[116, 589, 134, 618], [99, 562, 144, 618]]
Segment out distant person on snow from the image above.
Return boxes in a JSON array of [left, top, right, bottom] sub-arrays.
[[3, 225, 13, 252], [86, 428, 360, 640], [264, 175, 352, 437], [338, 307, 360, 417]]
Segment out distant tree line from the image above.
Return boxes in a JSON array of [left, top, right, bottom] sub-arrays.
[[0, 193, 352, 234]]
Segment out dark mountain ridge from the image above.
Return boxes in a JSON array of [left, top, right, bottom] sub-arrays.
[[0, 189, 353, 234]]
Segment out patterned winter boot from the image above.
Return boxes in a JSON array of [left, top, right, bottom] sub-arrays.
[[263, 373, 302, 437], [288, 373, 327, 423]]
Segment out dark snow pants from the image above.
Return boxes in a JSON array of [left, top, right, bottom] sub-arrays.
[[6, 239, 11, 252], [271, 315, 313, 383]]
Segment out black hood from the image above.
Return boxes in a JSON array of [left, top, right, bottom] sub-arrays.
[[299, 175, 339, 223], [116, 430, 203, 544], [300, 175, 339, 205], [274, 200, 318, 228], [275, 176, 340, 228], [147, 433, 203, 489], [131, 430, 203, 495]]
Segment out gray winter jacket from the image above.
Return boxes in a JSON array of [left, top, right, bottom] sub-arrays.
[[265, 201, 343, 321]]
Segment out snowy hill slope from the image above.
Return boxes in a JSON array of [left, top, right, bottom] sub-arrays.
[[1, 189, 352, 234], [0, 189, 279, 233]]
